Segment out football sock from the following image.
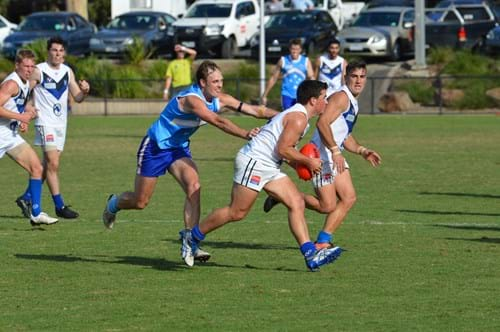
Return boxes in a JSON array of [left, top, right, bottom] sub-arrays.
[[52, 194, 65, 210], [21, 184, 31, 202], [316, 231, 332, 244], [300, 242, 316, 259], [191, 225, 205, 243], [29, 179, 42, 216], [108, 195, 120, 214]]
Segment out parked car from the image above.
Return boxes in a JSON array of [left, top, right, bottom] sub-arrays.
[[0, 14, 17, 48], [2, 11, 95, 59], [425, 3, 497, 49], [337, 6, 415, 61], [90, 11, 176, 58], [250, 9, 338, 59], [362, 0, 414, 10], [481, 25, 500, 55], [173, 0, 260, 58]]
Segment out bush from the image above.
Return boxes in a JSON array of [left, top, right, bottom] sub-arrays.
[[125, 36, 154, 65], [395, 79, 434, 105]]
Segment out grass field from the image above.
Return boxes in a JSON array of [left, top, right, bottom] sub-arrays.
[[1, 115, 499, 331]]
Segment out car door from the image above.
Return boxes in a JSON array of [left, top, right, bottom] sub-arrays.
[[235, 1, 259, 47]]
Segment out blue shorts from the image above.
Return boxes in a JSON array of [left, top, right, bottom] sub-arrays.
[[282, 95, 297, 110], [136, 136, 192, 177]]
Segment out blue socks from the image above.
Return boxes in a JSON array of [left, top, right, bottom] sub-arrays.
[[107, 195, 120, 214], [29, 179, 42, 216], [300, 242, 316, 259], [191, 225, 205, 243], [52, 194, 65, 210], [316, 231, 333, 244]]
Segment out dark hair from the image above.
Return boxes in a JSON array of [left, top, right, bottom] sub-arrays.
[[196, 60, 221, 85], [15, 49, 36, 63], [297, 80, 327, 104], [289, 38, 303, 48], [47, 36, 66, 50], [328, 38, 341, 47], [346, 60, 367, 76]]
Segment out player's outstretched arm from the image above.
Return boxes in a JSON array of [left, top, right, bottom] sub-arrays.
[[185, 95, 257, 140], [218, 93, 278, 119]]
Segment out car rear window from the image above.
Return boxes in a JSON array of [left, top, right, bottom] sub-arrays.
[[185, 4, 232, 18], [456, 7, 490, 21], [19, 16, 67, 31]]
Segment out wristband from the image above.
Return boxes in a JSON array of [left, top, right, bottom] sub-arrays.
[[329, 145, 340, 152], [237, 101, 243, 112], [333, 151, 342, 156], [357, 146, 367, 155], [164, 89, 169, 94]]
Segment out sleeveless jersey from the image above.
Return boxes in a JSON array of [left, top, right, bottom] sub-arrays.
[[311, 85, 358, 152], [281, 54, 309, 98], [33, 62, 71, 127], [240, 103, 309, 167], [0, 71, 30, 131], [148, 84, 220, 149], [317, 54, 345, 96]]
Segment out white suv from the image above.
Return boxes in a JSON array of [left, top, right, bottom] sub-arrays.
[[171, 0, 260, 58]]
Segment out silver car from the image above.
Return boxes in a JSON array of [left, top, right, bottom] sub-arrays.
[[337, 6, 415, 61]]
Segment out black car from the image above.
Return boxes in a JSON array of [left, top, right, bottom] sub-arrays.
[[250, 9, 338, 59], [90, 11, 176, 58], [2, 11, 96, 59]]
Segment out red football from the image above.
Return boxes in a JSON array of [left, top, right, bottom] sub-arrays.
[[296, 143, 320, 181]]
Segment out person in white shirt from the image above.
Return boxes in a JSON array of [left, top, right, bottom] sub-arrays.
[[16, 36, 90, 220]]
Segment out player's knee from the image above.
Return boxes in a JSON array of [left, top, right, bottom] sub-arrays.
[[229, 207, 248, 221], [135, 197, 150, 210], [30, 162, 44, 178], [318, 201, 336, 214], [288, 195, 305, 212], [344, 194, 357, 210], [186, 181, 201, 198]]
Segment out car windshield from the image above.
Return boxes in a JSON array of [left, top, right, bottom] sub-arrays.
[[18, 16, 67, 32], [265, 13, 314, 28], [185, 4, 232, 18], [107, 15, 157, 30], [351, 12, 401, 27]]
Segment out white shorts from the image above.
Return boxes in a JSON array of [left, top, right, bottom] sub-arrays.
[[233, 152, 287, 192], [312, 159, 349, 188], [0, 124, 26, 159], [34, 125, 66, 151]]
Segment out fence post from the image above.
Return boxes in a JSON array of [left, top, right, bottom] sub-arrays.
[[437, 75, 443, 115], [104, 78, 109, 116]]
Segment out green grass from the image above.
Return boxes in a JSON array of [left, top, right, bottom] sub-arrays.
[[1, 115, 500, 331]]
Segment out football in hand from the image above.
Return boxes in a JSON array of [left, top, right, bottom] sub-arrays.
[[296, 143, 320, 181]]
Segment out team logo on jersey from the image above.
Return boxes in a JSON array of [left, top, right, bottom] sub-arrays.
[[323, 173, 332, 181], [250, 175, 261, 185], [53, 103, 62, 116], [46, 134, 54, 142]]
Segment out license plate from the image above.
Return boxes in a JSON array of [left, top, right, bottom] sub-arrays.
[[105, 47, 118, 53], [182, 41, 195, 48], [349, 45, 363, 51], [268, 46, 281, 52]]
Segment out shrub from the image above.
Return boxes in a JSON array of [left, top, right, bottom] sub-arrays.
[[125, 36, 154, 65], [395, 79, 434, 105], [25, 39, 47, 61]]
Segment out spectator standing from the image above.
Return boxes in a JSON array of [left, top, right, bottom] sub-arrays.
[[291, 0, 314, 10], [163, 44, 197, 101], [266, 0, 285, 13]]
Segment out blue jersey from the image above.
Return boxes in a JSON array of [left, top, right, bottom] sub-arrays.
[[147, 84, 220, 149], [281, 54, 308, 99]]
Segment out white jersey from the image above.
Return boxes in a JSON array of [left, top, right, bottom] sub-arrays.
[[311, 85, 358, 159], [34, 62, 71, 127], [317, 54, 345, 97], [240, 103, 309, 168], [0, 71, 30, 129]]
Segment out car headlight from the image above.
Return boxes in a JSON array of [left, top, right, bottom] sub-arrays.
[[123, 37, 134, 45], [486, 30, 494, 40], [203, 24, 222, 36], [90, 38, 102, 46], [370, 35, 385, 43], [3, 41, 13, 48], [167, 26, 175, 36]]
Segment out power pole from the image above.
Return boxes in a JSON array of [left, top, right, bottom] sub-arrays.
[[414, 0, 426, 69], [66, 0, 88, 19]]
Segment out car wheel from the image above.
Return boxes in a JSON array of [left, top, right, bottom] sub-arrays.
[[221, 37, 237, 59], [390, 40, 401, 61]]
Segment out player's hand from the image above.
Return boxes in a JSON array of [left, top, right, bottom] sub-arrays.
[[247, 127, 260, 139], [362, 149, 382, 167], [78, 80, 90, 95], [333, 153, 345, 173], [163, 89, 169, 101], [19, 122, 28, 132], [307, 157, 322, 174]]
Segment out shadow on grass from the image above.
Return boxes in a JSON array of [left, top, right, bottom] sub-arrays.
[[0, 214, 28, 220], [14, 253, 304, 272], [163, 238, 297, 251], [432, 224, 500, 232], [396, 209, 500, 217], [419, 191, 500, 199], [444, 237, 500, 244]]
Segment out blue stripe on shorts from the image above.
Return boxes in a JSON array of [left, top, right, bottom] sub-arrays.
[[136, 136, 192, 177]]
